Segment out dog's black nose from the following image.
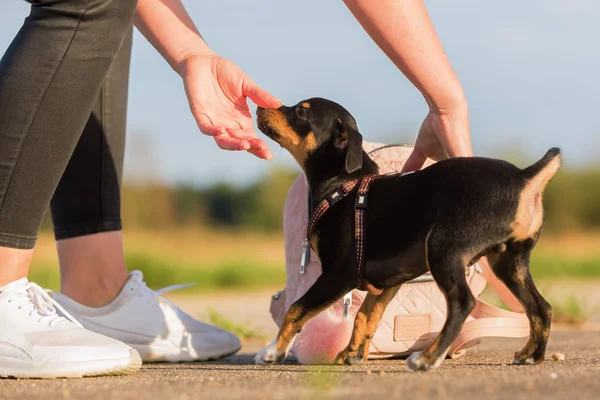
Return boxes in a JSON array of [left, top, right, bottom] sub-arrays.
[[256, 105, 289, 114]]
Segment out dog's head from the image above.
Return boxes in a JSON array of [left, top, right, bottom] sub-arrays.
[[256, 98, 364, 176]]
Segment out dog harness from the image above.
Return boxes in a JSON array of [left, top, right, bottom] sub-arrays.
[[301, 174, 382, 294]]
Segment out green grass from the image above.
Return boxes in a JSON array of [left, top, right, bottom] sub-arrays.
[[551, 296, 588, 325], [29, 252, 286, 293], [28, 247, 600, 293], [205, 308, 267, 340], [305, 366, 342, 391], [530, 254, 600, 279], [124, 252, 286, 292]]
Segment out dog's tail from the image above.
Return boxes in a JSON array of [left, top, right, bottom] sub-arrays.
[[521, 147, 562, 189]]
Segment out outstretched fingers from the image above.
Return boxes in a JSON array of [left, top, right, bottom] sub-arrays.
[[213, 134, 250, 151], [244, 77, 282, 109]]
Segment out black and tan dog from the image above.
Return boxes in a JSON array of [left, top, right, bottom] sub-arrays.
[[253, 97, 561, 371]]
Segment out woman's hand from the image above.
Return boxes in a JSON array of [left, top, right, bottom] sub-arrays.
[[401, 106, 474, 173], [178, 53, 282, 160]]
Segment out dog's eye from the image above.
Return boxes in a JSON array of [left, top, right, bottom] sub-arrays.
[[295, 106, 309, 120]]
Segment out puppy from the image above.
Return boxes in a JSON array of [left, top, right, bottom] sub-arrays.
[[253, 98, 561, 371]]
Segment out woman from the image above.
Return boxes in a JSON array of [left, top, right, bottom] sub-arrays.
[[0, 0, 471, 378]]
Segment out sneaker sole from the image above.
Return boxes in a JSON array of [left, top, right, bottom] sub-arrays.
[[0, 349, 142, 379], [138, 343, 242, 363]]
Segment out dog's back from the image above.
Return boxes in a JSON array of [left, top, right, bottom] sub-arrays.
[[361, 148, 562, 286]]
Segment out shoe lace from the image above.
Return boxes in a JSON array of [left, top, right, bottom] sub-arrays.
[[143, 281, 196, 312], [154, 282, 196, 296], [3, 282, 83, 328]]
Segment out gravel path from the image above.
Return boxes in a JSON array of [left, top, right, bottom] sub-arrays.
[[1, 331, 598, 400], [1, 290, 599, 400]]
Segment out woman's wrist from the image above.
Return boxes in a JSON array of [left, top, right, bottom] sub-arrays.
[[173, 50, 216, 78], [428, 103, 473, 158], [424, 84, 469, 118]]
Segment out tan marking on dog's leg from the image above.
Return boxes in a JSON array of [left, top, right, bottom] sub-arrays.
[[360, 286, 401, 361], [513, 297, 552, 365], [255, 272, 357, 366], [334, 294, 377, 364], [364, 286, 400, 337], [255, 304, 317, 365], [274, 304, 310, 353], [514, 316, 546, 364], [487, 249, 552, 365], [336, 287, 400, 364]]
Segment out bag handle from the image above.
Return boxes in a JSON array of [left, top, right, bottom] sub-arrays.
[[478, 261, 524, 312], [448, 298, 529, 357], [449, 265, 529, 358]]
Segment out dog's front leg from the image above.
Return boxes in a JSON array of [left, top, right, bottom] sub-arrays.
[[335, 285, 401, 365], [254, 274, 355, 365], [357, 285, 401, 361], [334, 293, 378, 365]]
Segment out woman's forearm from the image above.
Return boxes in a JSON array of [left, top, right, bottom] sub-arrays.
[[133, 0, 212, 76], [343, 0, 467, 114]]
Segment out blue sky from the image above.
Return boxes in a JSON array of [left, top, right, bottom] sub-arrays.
[[1, 1, 598, 187]]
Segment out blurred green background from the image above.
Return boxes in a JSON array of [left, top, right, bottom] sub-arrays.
[[31, 160, 600, 293]]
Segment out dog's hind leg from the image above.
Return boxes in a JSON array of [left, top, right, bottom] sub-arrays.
[[406, 231, 475, 372], [334, 285, 400, 365], [488, 241, 552, 365], [254, 274, 355, 365]]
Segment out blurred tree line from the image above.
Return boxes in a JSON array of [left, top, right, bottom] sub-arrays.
[[40, 166, 600, 234]]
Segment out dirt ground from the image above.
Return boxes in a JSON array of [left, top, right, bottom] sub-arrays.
[[1, 291, 599, 400]]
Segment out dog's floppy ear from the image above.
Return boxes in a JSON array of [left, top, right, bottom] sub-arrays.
[[334, 118, 363, 173]]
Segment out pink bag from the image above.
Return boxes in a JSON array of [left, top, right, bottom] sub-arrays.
[[270, 142, 531, 363]]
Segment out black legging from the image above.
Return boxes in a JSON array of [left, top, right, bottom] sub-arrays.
[[0, 0, 137, 249]]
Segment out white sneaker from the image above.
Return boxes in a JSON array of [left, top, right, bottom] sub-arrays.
[[52, 270, 241, 363], [0, 278, 141, 379]]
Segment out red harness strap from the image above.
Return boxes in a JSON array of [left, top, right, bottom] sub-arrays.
[[306, 179, 360, 246], [354, 175, 377, 276], [304, 175, 380, 291]]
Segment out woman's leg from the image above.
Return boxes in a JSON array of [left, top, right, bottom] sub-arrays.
[[47, 25, 241, 363], [0, 0, 141, 379], [50, 28, 133, 307], [0, 249, 33, 286], [0, 0, 138, 257]]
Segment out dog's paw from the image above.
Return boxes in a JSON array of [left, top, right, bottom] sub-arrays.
[[513, 350, 541, 365], [334, 349, 364, 366], [344, 354, 365, 365], [406, 351, 444, 372], [254, 342, 286, 365]]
